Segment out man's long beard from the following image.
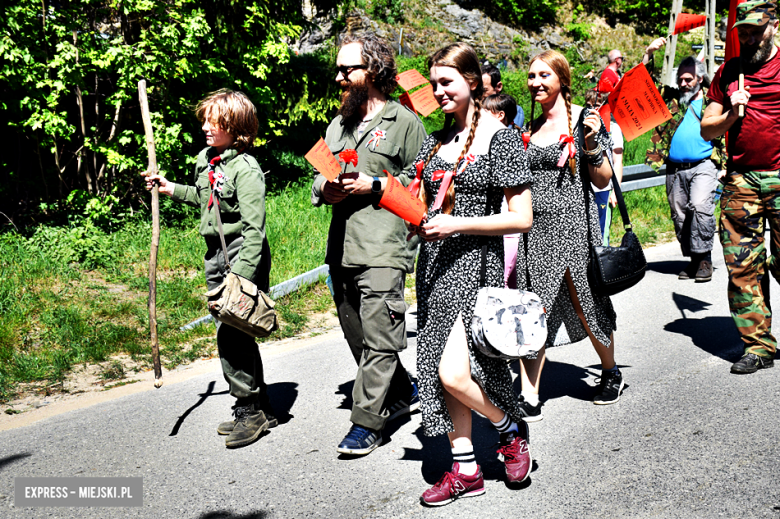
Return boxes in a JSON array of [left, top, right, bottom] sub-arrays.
[[337, 79, 369, 128], [680, 81, 701, 105], [741, 33, 774, 64]]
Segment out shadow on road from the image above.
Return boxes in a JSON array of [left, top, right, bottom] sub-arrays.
[[510, 360, 603, 402], [197, 511, 269, 519], [169, 381, 299, 436], [646, 260, 690, 276], [335, 380, 354, 411], [170, 381, 227, 436], [0, 453, 32, 472], [266, 382, 298, 424], [664, 316, 742, 361]]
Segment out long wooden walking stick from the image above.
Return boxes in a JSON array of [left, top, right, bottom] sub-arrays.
[[138, 79, 163, 388]]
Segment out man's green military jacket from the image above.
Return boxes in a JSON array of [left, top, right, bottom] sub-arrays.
[[311, 100, 426, 273]]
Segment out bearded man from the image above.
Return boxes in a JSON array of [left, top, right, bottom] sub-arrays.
[[311, 33, 427, 455], [645, 39, 724, 283], [701, 0, 780, 374]]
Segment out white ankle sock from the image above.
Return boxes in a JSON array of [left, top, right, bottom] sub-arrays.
[[491, 412, 519, 435], [521, 391, 540, 407], [452, 446, 477, 475]]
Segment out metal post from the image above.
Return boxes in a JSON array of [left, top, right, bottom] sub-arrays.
[[662, 0, 684, 85], [704, 0, 716, 77]]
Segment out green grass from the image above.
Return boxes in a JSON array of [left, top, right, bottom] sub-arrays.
[[0, 181, 334, 402], [609, 128, 678, 247]]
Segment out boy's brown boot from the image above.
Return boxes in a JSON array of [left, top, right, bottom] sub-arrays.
[[225, 405, 269, 448]]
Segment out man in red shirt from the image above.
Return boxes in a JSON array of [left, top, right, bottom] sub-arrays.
[[599, 49, 623, 90], [702, 0, 780, 374]]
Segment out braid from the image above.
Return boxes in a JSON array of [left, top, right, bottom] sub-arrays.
[[563, 87, 576, 176], [419, 114, 453, 207], [443, 98, 481, 214]]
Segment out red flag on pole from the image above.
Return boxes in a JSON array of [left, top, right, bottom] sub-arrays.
[[673, 13, 707, 35], [725, 0, 747, 62]]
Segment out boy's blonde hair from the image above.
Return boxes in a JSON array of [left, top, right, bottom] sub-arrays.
[[195, 89, 259, 150]]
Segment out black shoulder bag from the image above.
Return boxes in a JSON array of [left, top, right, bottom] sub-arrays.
[[577, 110, 647, 297]]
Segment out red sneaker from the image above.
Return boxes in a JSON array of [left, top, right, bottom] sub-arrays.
[[421, 463, 486, 506], [497, 433, 531, 483]]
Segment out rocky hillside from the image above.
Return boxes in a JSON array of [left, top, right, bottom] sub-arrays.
[[295, 0, 730, 73]]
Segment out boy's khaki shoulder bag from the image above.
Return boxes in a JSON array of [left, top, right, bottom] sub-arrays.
[[204, 199, 278, 338]]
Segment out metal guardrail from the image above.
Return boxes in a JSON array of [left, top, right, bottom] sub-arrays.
[[621, 163, 667, 192], [180, 163, 667, 330]]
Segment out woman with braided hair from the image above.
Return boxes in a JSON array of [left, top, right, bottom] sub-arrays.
[[406, 43, 533, 506], [515, 50, 621, 425]]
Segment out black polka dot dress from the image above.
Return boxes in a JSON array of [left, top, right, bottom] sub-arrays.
[[414, 129, 533, 437], [516, 124, 617, 352]]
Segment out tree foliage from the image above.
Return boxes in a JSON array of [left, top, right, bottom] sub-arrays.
[[1, 0, 340, 222], [456, 0, 558, 29]]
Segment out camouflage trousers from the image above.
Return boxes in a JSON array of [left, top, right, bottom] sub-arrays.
[[720, 170, 780, 358]]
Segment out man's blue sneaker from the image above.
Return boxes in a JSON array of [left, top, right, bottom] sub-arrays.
[[336, 424, 382, 455], [388, 382, 421, 421]]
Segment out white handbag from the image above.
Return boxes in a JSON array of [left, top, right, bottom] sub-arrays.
[[472, 286, 547, 359], [471, 230, 547, 360]]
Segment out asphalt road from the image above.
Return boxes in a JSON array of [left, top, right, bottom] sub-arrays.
[[1, 239, 779, 519]]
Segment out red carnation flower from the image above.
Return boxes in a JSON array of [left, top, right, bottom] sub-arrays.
[[338, 149, 358, 167]]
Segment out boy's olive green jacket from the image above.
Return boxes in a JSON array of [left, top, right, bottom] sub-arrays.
[[171, 147, 267, 281]]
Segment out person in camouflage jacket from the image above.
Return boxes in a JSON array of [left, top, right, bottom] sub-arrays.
[[644, 39, 725, 282]]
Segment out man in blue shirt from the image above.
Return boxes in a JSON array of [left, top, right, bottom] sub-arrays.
[[646, 48, 723, 282]]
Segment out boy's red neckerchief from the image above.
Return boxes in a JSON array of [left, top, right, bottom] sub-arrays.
[[207, 155, 223, 209]]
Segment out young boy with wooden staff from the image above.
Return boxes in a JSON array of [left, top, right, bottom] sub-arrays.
[[141, 89, 276, 448]]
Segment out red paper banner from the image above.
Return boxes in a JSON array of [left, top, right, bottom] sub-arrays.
[[399, 92, 416, 114], [378, 173, 426, 226], [304, 137, 341, 182], [397, 69, 429, 91], [408, 84, 439, 117], [673, 13, 707, 35], [608, 64, 672, 142]]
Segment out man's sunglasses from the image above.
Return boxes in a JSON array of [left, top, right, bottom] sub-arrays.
[[336, 64, 367, 76]]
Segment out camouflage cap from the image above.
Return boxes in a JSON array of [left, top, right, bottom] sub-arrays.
[[733, 0, 777, 28]]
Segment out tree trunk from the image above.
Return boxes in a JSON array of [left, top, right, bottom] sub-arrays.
[[73, 30, 93, 194]]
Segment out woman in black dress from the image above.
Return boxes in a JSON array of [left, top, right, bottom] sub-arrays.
[[407, 43, 533, 506], [516, 50, 621, 424]]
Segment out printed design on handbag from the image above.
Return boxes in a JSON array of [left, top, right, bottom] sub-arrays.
[[471, 287, 547, 359], [366, 128, 386, 150], [236, 293, 252, 314]]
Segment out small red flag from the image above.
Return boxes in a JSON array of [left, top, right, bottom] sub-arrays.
[[673, 13, 707, 35]]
